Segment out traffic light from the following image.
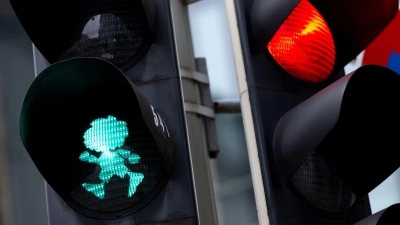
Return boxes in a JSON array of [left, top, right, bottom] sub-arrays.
[[233, 0, 400, 224], [20, 58, 176, 219], [12, 0, 199, 223]]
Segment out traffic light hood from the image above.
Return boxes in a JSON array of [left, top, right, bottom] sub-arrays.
[[354, 203, 400, 225], [273, 64, 400, 213], [10, 0, 156, 71], [20, 58, 175, 219]]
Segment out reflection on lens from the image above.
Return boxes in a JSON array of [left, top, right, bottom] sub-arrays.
[[58, 7, 151, 68]]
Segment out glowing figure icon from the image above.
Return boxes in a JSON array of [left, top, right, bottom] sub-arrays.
[[80, 115, 144, 199]]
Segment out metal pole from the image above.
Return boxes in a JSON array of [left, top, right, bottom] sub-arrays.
[[0, 80, 12, 225], [170, 1, 219, 224], [224, 0, 270, 224]]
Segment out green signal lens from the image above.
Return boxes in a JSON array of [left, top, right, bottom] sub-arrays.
[[80, 115, 144, 199]]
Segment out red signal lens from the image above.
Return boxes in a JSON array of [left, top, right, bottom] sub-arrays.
[[267, 0, 336, 84]]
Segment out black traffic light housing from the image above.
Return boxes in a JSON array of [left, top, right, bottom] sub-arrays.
[[20, 58, 175, 219], [354, 204, 400, 225], [273, 65, 400, 218], [234, 0, 400, 224], [12, 0, 199, 223]]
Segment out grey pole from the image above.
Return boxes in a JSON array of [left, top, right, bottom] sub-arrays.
[[171, 1, 219, 224]]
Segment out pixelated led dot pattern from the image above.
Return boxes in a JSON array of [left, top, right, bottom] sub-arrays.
[[57, 0, 150, 67], [80, 116, 144, 199], [267, 0, 336, 84], [71, 112, 164, 213], [83, 115, 129, 153]]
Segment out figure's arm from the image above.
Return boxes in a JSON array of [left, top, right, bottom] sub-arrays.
[[79, 151, 99, 163], [116, 149, 140, 164]]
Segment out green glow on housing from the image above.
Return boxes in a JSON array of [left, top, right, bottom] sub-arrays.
[[80, 115, 144, 199]]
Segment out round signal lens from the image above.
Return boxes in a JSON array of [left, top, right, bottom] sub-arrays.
[[267, 0, 336, 84]]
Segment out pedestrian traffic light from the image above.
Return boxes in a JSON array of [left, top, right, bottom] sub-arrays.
[[20, 58, 175, 219], [233, 0, 400, 224], [12, 0, 199, 223]]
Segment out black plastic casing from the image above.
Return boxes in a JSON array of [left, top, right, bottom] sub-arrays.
[[13, 0, 198, 224], [234, 0, 398, 224]]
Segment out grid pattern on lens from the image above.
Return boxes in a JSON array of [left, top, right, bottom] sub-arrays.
[[57, 0, 150, 68], [267, 0, 336, 84], [70, 110, 164, 213], [291, 152, 356, 213]]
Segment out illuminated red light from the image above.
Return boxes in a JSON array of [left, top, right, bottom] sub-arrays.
[[267, 0, 336, 84]]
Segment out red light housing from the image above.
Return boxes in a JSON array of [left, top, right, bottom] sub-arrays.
[[267, 0, 336, 84]]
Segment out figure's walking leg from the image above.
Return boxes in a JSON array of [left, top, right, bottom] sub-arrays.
[[127, 172, 144, 197], [82, 181, 106, 199]]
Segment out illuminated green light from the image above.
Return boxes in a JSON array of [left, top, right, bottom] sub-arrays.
[[80, 115, 144, 199]]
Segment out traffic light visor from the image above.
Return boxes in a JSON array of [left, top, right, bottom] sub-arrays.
[[267, 0, 335, 84], [10, 0, 156, 71], [273, 65, 400, 215], [354, 203, 400, 225], [20, 58, 174, 219]]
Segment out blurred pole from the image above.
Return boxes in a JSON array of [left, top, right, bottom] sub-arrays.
[[224, 0, 269, 224], [171, 1, 219, 224], [0, 76, 13, 225]]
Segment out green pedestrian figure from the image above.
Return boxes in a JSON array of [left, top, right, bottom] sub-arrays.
[[79, 115, 144, 199]]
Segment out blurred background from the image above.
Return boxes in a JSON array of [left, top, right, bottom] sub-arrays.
[[0, 0, 399, 225]]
